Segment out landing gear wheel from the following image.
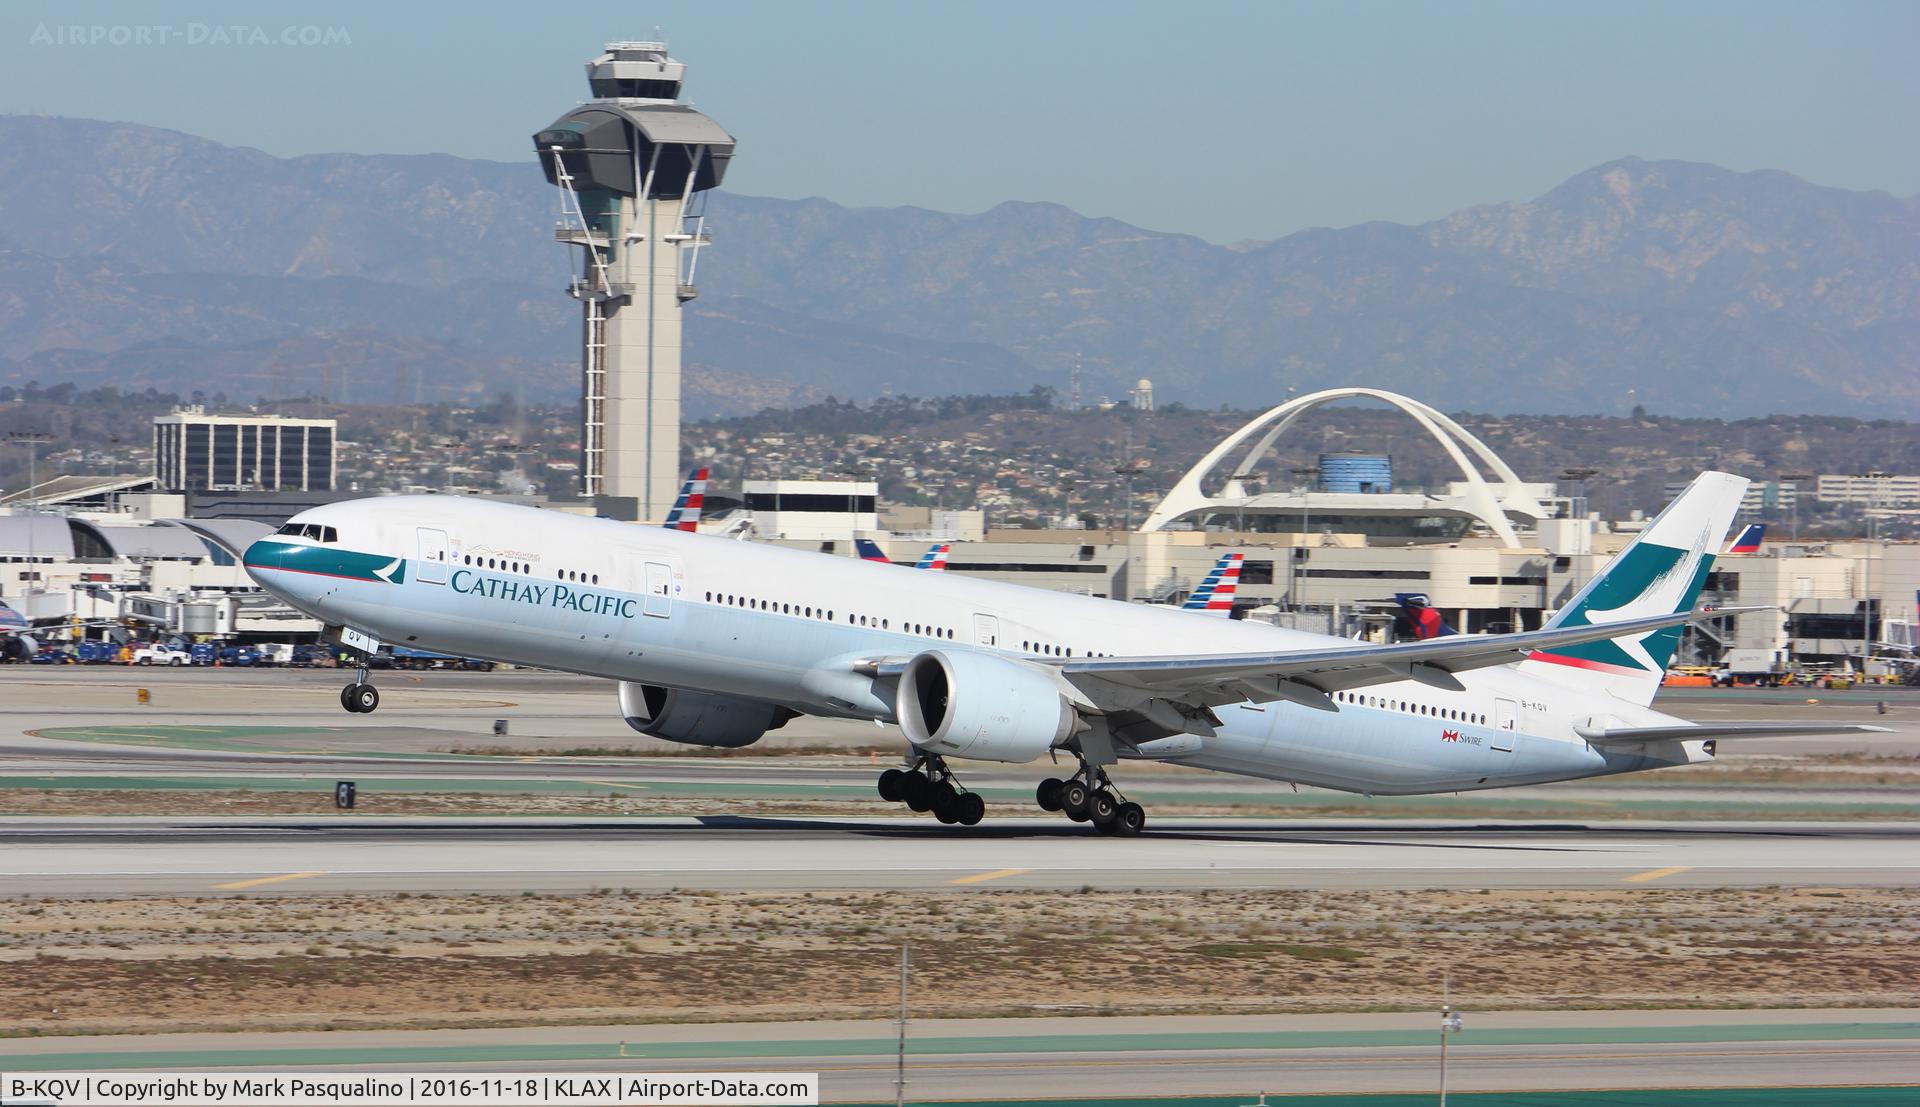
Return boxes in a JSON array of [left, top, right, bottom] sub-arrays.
[[1088, 789, 1120, 826], [933, 790, 962, 825], [342, 683, 379, 714], [1095, 816, 1122, 835], [1036, 778, 1065, 812], [877, 768, 906, 803], [1114, 801, 1147, 836], [957, 792, 986, 826], [1059, 779, 1092, 820], [902, 772, 934, 813]]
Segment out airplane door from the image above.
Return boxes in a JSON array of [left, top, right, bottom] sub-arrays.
[[643, 561, 673, 619], [1492, 697, 1518, 752], [973, 614, 1000, 648], [416, 528, 449, 585]]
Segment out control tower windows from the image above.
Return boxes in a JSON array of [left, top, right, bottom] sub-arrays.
[[590, 78, 681, 99]]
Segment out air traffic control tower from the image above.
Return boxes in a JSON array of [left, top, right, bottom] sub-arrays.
[[533, 42, 735, 520]]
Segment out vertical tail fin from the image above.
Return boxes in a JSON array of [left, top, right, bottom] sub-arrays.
[[914, 543, 951, 570], [854, 538, 892, 564], [1521, 470, 1748, 705], [1724, 523, 1764, 555], [662, 467, 709, 532], [1182, 552, 1245, 617]]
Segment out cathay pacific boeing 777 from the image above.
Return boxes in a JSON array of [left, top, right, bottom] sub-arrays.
[[243, 471, 1880, 834]]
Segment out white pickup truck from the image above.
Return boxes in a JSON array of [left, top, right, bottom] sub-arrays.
[[131, 643, 191, 666]]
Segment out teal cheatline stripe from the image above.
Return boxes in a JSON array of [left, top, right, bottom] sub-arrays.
[[242, 540, 404, 585]]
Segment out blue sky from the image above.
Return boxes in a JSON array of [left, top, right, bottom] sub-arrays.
[[4, 0, 1914, 242]]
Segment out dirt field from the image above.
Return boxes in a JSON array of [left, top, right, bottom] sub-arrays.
[[3, 886, 1915, 1037]]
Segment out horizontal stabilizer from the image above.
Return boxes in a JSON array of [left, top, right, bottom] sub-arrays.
[[1575, 722, 1890, 744]]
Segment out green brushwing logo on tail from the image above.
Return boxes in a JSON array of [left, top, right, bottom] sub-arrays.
[[1533, 543, 1715, 676]]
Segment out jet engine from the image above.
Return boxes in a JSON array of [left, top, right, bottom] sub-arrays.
[[619, 681, 795, 748], [895, 649, 1078, 762]]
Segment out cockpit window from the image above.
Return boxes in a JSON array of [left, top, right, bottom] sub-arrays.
[[273, 523, 339, 543]]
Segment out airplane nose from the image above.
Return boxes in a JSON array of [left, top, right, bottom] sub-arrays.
[[242, 538, 280, 581]]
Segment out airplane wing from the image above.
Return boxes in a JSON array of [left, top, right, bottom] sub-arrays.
[[1575, 722, 1890, 743], [1046, 606, 1771, 713], [863, 606, 1768, 715]]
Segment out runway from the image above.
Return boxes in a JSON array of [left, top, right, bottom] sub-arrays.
[[3, 1010, 1914, 1101], [0, 815, 1913, 896]]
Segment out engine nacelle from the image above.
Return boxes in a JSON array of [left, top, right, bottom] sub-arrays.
[[619, 681, 794, 748], [896, 649, 1077, 763]]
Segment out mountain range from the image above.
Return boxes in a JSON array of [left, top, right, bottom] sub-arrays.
[[1, 115, 1914, 417]]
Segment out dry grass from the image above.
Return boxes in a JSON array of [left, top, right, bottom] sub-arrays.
[[2, 886, 1915, 1037]]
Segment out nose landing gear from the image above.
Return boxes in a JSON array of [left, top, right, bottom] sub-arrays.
[[878, 755, 984, 826], [340, 658, 379, 714]]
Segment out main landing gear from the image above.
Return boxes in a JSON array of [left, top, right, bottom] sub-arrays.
[[877, 754, 985, 826], [1036, 760, 1146, 836], [340, 658, 379, 714]]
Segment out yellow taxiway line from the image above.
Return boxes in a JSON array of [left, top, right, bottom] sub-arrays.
[[1623, 865, 1693, 883], [214, 871, 328, 891], [950, 867, 1031, 886]]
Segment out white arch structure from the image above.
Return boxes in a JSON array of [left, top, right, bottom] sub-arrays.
[[1138, 387, 1549, 548]]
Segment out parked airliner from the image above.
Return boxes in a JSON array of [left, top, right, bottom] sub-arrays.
[[243, 471, 1877, 834]]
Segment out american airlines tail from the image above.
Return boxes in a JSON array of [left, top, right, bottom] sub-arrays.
[[661, 467, 709, 532], [1519, 470, 1748, 706], [1182, 552, 1244, 616]]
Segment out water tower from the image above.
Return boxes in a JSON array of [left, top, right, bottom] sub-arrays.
[[533, 41, 736, 519]]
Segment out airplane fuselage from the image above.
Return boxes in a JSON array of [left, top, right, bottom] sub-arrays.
[[246, 496, 1707, 796]]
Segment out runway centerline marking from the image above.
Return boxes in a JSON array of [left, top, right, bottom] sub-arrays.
[[949, 867, 1030, 885], [1624, 865, 1692, 883], [214, 871, 328, 890]]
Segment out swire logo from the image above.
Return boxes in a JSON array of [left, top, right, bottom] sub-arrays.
[[1441, 729, 1461, 742]]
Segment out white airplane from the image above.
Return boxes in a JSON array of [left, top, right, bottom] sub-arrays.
[[243, 471, 1880, 834]]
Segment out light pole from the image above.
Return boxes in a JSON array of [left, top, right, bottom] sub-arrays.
[[6, 431, 53, 585], [5, 430, 52, 504], [1289, 465, 1318, 611], [1779, 473, 1811, 543], [895, 942, 909, 1107], [1438, 972, 1464, 1106], [1559, 467, 1598, 521]]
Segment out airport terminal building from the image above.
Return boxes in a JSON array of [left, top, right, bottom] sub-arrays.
[[1, 391, 1914, 675]]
